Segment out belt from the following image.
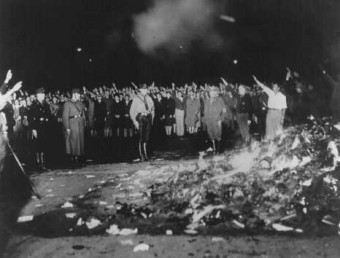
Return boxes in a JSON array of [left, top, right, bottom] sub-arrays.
[[268, 108, 282, 111], [139, 112, 150, 116], [69, 115, 82, 119]]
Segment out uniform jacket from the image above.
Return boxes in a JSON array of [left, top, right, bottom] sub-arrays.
[[129, 94, 155, 126]]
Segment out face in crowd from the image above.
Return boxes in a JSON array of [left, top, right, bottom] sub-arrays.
[[238, 85, 246, 96], [37, 92, 45, 103], [114, 95, 120, 102], [140, 88, 148, 96], [209, 89, 218, 98], [73, 92, 81, 102], [272, 83, 280, 94]]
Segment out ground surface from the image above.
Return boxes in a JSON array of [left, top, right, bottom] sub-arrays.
[[2, 151, 340, 258]]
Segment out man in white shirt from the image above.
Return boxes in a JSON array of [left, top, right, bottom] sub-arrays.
[[253, 76, 287, 140]]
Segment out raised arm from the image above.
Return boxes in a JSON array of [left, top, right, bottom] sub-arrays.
[[252, 75, 272, 95]]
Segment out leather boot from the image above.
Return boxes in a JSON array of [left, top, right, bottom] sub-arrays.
[[138, 142, 144, 161], [217, 140, 221, 154], [40, 153, 47, 170], [143, 142, 149, 161], [212, 140, 216, 155]]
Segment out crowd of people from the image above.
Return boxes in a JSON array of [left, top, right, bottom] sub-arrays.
[[0, 67, 338, 172]]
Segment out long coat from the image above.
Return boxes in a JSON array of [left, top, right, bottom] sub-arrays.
[[62, 100, 85, 156], [203, 96, 225, 141], [185, 98, 200, 127]]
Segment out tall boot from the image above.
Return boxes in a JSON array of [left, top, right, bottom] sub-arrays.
[[40, 153, 46, 170], [143, 142, 149, 161], [217, 140, 222, 154], [138, 142, 144, 161], [212, 140, 216, 155], [36, 153, 41, 170]]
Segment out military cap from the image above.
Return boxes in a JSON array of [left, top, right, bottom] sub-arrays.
[[36, 87, 45, 94]]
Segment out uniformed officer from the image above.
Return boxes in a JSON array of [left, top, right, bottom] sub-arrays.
[[62, 88, 86, 167], [203, 86, 226, 154], [30, 88, 51, 170], [129, 85, 155, 161]]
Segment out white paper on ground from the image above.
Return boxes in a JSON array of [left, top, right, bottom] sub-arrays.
[[17, 215, 34, 223], [133, 243, 149, 252]]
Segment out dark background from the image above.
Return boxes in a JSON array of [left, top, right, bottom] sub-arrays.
[[0, 0, 339, 90]]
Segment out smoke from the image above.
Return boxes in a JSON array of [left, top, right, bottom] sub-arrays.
[[133, 0, 222, 54]]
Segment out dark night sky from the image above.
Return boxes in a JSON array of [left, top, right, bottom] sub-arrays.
[[0, 0, 339, 90]]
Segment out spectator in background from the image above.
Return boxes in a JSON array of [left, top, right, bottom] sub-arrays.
[[185, 90, 200, 134], [162, 91, 176, 136], [172, 84, 186, 137]]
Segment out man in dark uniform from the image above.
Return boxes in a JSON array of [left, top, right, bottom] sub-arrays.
[[203, 86, 226, 154], [130, 85, 155, 161], [62, 88, 86, 167], [30, 88, 51, 170], [235, 85, 253, 146], [94, 95, 107, 162]]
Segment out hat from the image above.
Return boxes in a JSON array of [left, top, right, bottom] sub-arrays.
[[139, 84, 147, 90], [72, 88, 81, 94], [36, 87, 45, 94]]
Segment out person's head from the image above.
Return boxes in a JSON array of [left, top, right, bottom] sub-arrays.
[[104, 90, 109, 98], [114, 94, 120, 102], [238, 85, 246, 96], [97, 95, 102, 103], [124, 94, 130, 102], [166, 91, 171, 98], [36, 88, 45, 102], [71, 88, 81, 101], [272, 83, 280, 94], [20, 99, 26, 107], [307, 84, 314, 91], [14, 99, 19, 106], [139, 85, 148, 96], [209, 86, 219, 98], [52, 96, 58, 104]]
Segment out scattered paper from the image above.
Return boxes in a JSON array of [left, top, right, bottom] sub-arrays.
[[65, 213, 77, 219], [133, 243, 149, 252], [212, 237, 225, 242], [106, 224, 138, 236], [61, 202, 74, 208], [166, 230, 173, 235], [17, 215, 34, 223], [86, 218, 102, 229], [120, 239, 134, 246]]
